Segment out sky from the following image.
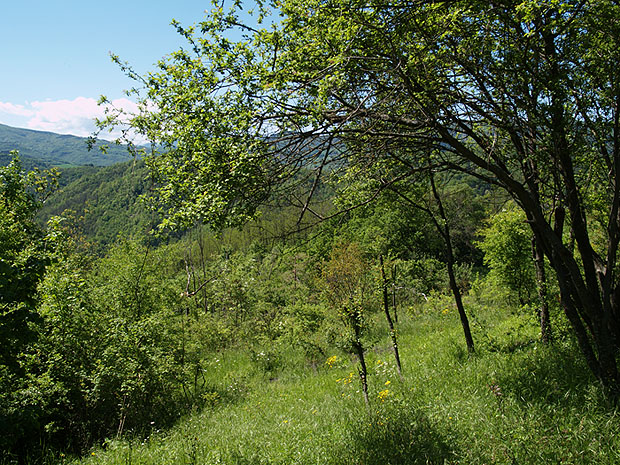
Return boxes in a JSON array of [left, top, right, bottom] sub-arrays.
[[0, 1, 215, 140]]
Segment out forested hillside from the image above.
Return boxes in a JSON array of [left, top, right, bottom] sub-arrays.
[[2, 1, 620, 464], [0, 123, 133, 167], [0, 124, 153, 248], [37, 160, 158, 249]]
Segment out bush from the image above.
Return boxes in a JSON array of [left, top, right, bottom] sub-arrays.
[[477, 206, 536, 305], [12, 240, 195, 456]]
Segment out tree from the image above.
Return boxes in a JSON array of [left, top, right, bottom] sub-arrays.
[[321, 242, 373, 405], [478, 203, 553, 342], [478, 205, 537, 305], [104, 0, 620, 393], [0, 153, 55, 373], [380, 254, 403, 377], [0, 153, 57, 457]]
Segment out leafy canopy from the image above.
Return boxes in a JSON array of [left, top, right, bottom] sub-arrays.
[[101, 0, 620, 386]]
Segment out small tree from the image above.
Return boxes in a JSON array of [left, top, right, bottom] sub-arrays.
[[321, 242, 372, 406], [478, 204, 552, 342], [478, 206, 537, 305], [380, 255, 403, 378]]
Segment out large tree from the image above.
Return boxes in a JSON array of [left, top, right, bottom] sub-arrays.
[[103, 0, 620, 392]]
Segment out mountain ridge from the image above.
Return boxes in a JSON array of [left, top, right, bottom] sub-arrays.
[[0, 123, 134, 167]]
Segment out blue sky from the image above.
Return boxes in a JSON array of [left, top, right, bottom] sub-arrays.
[[0, 1, 214, 138]]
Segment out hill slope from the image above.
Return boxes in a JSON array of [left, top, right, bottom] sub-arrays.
[[63, 288, 620, 465], [0, 123, 133, 166], [38, 160, 159, 247]]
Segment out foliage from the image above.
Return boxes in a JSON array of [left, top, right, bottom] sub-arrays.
[[0, 154, 59, 457], [99, 0, 620, 391], [1, 237, 208, 460], [477, 205, 536, 305], [0, 154, 54, 307]]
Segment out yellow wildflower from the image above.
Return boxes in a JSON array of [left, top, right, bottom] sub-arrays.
[[325, 355, 339, 368]]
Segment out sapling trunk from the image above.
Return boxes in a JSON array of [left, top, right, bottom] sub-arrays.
[[392, 263, 398, 324], [429, 172, 475, 353], [344, 303, 369, 407], [351, 321, 369, 407], [380, 255, 403, 379]]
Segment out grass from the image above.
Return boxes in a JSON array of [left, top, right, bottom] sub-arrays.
[[52, 292, 620, 465]]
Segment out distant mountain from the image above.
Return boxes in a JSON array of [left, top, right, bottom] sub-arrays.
[[0, 151, 55, 171], [0, 123, 134, 167]]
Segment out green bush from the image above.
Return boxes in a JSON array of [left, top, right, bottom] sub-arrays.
[[477, 206, 536, 305]]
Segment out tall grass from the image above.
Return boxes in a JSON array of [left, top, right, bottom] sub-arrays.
[[51, 292, 620, 465]]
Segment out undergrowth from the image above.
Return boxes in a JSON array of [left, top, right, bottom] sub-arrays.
[[32, 293, 620, 465]]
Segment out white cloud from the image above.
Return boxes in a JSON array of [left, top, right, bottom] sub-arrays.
[[0, 101, 34, 118], [0, 97, 143, 142]]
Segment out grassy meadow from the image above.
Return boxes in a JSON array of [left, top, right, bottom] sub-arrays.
[[50, 287, 620, 465]]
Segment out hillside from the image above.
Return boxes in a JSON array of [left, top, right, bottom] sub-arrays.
[[38, 160, 159, 247], [4, 142, 620, 465], [0, 123, 133, 167]]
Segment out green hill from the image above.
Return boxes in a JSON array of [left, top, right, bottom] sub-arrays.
[[0, 151, 56, 171], [0, 123, 134, 167], [38, 160, 159, 247]]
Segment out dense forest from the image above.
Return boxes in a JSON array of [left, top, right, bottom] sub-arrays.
[[3, 1, 620, 464]]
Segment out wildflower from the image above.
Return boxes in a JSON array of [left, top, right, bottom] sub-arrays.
[[377, 389, 390, 402], [384, 380, 391, 386], [325, 355, 339, 368]]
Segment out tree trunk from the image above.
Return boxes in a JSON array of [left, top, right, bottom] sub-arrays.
[[532, 236, 552, 343], [352, 322, 369, 407], [530, 202, 620, 396], [392, 263, 398, 324], [429, 173, 475, 353], [447, 254, 475, 354]]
